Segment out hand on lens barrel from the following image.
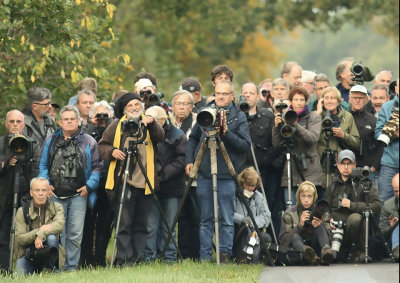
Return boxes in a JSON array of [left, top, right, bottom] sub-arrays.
[[300, 210, 310, 227], [112, 149, 126, 160]]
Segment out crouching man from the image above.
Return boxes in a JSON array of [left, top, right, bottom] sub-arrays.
[[15, 177, 65, 275]]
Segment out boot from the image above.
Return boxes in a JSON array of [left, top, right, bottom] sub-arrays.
[[302, 245, 320, 266], [321, 245, 334, 265]]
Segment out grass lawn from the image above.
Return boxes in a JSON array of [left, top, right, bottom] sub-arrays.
[[1, 260, 263, 283]]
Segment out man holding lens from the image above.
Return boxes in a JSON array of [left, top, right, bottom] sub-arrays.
[[324, 150, 381, 262], [186, 80, 251, 263]]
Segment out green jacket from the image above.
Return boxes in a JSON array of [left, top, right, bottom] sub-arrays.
[[317, 108, 360, 189], [15, 199, 65, 262]]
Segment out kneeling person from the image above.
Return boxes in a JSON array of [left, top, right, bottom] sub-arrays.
[[279, 181, 333, 265], [15, 177, 65, 275]]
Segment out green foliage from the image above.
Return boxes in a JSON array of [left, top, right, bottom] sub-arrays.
[[0, 0, 133, 134]]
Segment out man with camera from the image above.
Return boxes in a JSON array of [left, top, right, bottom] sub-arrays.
[[281, 61, 302, 89], [375, 79, 399, 202], [324, 150, 381, 262], [256, 79, 274, 110], [76, 89, 97, 125], [379, 173, 399, 262], [22, 87, 57, 148], [98, 93, 164, 265], [186, 80, 251, 262], [0, 110, 41, 273], [38, 105, 102, 271], [15, 177, 65, 275], [180, 78, 206, 113], [335, 58, 354, 103], [366, 84, 390, 118]]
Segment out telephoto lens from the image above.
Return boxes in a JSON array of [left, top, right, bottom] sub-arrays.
[[331, 220, 346, 259]]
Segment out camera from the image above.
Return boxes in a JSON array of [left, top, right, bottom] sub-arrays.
[[280, 110, 297, 139], [24, 245, 58, 263], [351, 166, 370, 179], [331, 220, 346, 258], [261, 89, 271, 97], [148, 92, 165, 106], [239, 95, 250, 113], [377, 102, 399, 146], [350, 62, 374, 85], [305, 200, 330, 226], [197, 105, 228, 136], [388, 80, 397, 100], [338, 193, 348, 208], [274, 100, 289, 113], [121, 118, 141, 137], [321, 110, 333, 131], [9, 134, 32, 155], [95, 112, 109, 120]]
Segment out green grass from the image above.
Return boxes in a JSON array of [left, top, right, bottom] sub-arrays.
[[1, 260, 263, 283]]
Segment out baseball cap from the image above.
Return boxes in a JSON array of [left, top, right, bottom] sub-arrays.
[[350, 85, 368, 95], [180, 78, 201, 93], [338, 150, 356, 163]]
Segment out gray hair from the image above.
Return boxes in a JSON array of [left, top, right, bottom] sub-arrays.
[[145, 106, 168, 122], [172, 90, 194, 106], [215, 80, 234, 92], [313, 73, 330, 87], [30, 177, 50, 190], [89, 100, 114, 119], [6, 110, 24, 122], [302, 70, 316, 82], [374, 70, 393, 82], [258, 79, 273, 90], [335, 57, 354, 81], [371, 84, 389, 95], [272, 78, 289, 90], [76, 89, 97, 105], [27, 87, 52, 103], [60, 105, 80, 121], [241, 82, 258, 93], [280, 61, 299, 77]]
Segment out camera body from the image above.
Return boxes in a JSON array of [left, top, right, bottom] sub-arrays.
[[95, 112, 109, 120], [350, 62, 374, 85], [121, 118, 141, 137], [239, 95, 250, 114], [148, 92, 165, 106], [274, 101, 289, 113], [261, 89, 271, 97], [197, 105, 228, 135], [305, 199, 330, 226]]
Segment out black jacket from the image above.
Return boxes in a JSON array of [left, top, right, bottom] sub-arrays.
[[157, 122, 187, 198], [350, 109, 379, 168]]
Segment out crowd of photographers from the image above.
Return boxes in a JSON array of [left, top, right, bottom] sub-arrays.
[[0, 58, 399, 275]]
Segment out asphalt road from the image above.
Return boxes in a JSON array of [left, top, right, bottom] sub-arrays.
[[259, 262, 399, 283]]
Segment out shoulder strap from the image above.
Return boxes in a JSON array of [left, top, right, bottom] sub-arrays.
[[23, 201, 33, 231]]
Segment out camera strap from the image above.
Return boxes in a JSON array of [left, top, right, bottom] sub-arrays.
[[292, 154, 305, 182]]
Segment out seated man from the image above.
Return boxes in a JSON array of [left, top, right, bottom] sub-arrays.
[[379, 173, 399, 262], [279, 181, 333, 265], [325, 150, 381, 262], [15, 177, 65, 275]]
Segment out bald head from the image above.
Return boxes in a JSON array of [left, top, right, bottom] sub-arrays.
[[393, 173, 399, 199], [5, 110, 25, 135]]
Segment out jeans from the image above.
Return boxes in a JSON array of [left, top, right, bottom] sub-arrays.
[[196, 176, 235, 261], [15, 234, 59, 275], [143, 197, 180, 262], [392, 225, 399, 250], [378, 166, 399, 202], [52, 195, 87, 270]]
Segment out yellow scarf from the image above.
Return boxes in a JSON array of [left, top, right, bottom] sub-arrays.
[[105, 114, 154, 195]]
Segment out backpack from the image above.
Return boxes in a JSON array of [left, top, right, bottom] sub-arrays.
[[265, 243, 305, 266], [233, 224, 261, 264]]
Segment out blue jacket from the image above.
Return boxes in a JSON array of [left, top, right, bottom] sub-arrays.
[[186, 103, 251, 179], [39, 127, 103, 208], [375, 96, 399, 169]]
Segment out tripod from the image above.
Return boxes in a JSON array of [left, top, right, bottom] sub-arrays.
[[161, 130, 267, 264], [348, 179, 394, 263], [320, 131, 336, 189], [8, 165, 21, 273], [110, 132, 181, 268]]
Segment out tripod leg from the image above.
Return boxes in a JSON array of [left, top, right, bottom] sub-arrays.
[[364, 211, 370, 263], [209, 139, 220, 264], [249, 143, 278, 245], [135, 155, 183, 259], [110, 152, 132, 268], [286, 153, 292, 209]]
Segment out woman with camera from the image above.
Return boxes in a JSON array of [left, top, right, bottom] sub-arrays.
[[317, 87, 360, 195], [272, 86, 322, 207]]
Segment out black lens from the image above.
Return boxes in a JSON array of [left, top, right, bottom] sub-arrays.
[[140, 90, 152, 97]]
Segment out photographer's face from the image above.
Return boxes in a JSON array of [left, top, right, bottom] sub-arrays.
[[5, 111, 25, 135], [172, 94, 193, 121], [272, 84, 289, 100], [340, 62, 354, 85], [291, 93, 306, 112], [337, 159, 356, 178], [371, 89, 389, 113], [124, 99, 143, 119], [322, 92, 340, 112], [215, 83, 234, 108], [349, 92, 367, 111], [242, 183, 256, 192], [314, 81, 330, 99], [212, 72, 231, 87], [299, 190, 314, 209], [59, 111, 79, 135], [283, 65, 302, 88], [242, 83, 258, 108], [91, 106, 111, 127], [30, 181, 49, 207], [77, 93, 95, 120]]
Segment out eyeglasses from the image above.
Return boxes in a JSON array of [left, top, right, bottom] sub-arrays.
[[139, 90, 152, 97], [350, 96, 366, 101], [215, 92, 232, 97], [174, 102, 192, 106], [33, 101, 52, 106], [339, 162, 354, 167], [61, 117, 78, 122]]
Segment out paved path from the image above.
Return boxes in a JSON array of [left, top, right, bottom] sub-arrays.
[[259, 262, 399, 283]]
